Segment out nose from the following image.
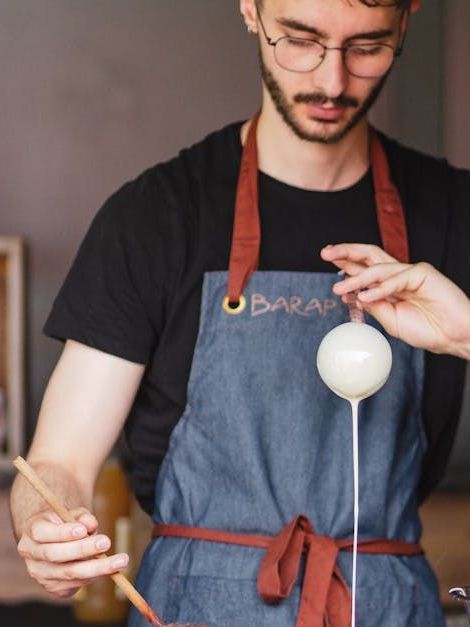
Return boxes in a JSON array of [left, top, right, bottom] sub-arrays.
[[311, 48, 349, 100]]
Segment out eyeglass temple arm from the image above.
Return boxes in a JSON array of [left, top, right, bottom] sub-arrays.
[[395, 8, 411, 57], [254, 1, 276, 46]]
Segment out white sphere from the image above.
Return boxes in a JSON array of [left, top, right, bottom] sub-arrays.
[[316, 322, 392, 400]]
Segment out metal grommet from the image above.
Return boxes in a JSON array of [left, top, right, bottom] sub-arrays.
[[222, 294, 247, 315]]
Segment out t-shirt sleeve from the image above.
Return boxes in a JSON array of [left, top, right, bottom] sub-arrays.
[[44, 176, 165, 364]]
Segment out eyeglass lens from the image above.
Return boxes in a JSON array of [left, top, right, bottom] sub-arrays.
[[275, 39, 394, 78]]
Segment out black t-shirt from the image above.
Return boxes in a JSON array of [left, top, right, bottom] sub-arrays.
[[44, 121, 470, 515]]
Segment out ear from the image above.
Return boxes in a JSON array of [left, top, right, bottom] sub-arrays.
[[240, 0, 259, 34], [410, 0, 421, 14]]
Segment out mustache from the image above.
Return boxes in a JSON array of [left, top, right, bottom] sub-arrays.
[[293, 92, 358, 108]]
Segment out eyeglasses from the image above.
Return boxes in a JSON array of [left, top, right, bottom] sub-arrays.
[[256, 7, 403, 79]]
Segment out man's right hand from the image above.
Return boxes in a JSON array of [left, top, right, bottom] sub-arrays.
[[17, 507, 129, 599], [10, 341, 144, 598]]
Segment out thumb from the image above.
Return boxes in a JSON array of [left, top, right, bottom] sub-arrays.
[[69, 506, 99, 534]]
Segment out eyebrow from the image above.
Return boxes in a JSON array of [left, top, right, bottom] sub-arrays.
[[276, 17, 394, 42]]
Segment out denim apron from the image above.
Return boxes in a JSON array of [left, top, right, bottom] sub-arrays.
[[129, 116, 444, 627]]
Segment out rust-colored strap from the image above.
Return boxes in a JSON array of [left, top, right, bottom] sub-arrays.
[[226, 118, 410, 305], [152, 516, 423, 627], [370, 128, 410, 264], [256, 515, 352, 626], [226, 111, 261, 305]]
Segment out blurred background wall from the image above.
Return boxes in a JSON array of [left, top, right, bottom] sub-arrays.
[[0, 0, 468, 484]]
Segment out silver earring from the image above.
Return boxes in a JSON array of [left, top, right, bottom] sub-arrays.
[[247, 25, 253, 34]]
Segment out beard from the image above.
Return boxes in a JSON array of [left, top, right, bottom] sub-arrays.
[[259, 53, 389, 145]]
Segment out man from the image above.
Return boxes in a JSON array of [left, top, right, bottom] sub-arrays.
[[10, 1, 470, 625]]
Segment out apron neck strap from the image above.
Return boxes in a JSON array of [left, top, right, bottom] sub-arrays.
[[226, 112, 261, 306], [369, 127, 410, 265], [226, 115, 409, 305]]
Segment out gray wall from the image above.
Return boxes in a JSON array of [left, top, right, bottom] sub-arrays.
[[371, 0, 445, 156], [0, 0, 260, 439], [444, 0, 470, 169], [0, 1, 468, 483]]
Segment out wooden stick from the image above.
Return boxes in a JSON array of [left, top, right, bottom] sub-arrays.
[[13, 456, 163, 626]]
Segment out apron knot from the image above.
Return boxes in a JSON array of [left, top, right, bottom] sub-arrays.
[[152, 521, 423, 627], [258, 515, 351, 627]]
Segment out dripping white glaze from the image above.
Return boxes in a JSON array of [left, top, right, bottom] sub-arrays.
[[350, 398, 359, 627], [316, 322, 392, 627]]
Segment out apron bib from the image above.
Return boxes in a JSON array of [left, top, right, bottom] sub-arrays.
[[129, 116, 444, 627]]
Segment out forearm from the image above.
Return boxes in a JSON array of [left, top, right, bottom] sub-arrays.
[[10, 460, 92, 541], [10, 341, 145, 541]]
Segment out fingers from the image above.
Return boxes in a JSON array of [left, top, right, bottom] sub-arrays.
[[42, 511, 64, 525], [333, 262, 410, 298], [19, 509, 113, 564], [321, 243, 397, 266], [329, 259, 373, 277], [24, 517, 88, 544], [26, 552, 129, 583], [357, 265, 427, 303], [70, 508, 99, 534], [18, 508, 130, 601], [19, 530, 112, 563], [24, 552, 129, 599], [22, 507, 98, 542]]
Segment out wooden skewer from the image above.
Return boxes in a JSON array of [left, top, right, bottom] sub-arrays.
[[13, 456, 163, 626]]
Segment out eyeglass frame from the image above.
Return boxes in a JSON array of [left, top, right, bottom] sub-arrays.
[[254, 2, 407, 79]]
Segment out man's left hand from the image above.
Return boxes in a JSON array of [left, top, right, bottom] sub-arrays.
[[321, 243, 470, 359]]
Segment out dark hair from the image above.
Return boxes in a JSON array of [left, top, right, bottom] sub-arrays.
[[256, 0, 412, 10]]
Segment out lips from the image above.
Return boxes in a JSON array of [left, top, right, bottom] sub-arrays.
[[305, 103, 346, 122]]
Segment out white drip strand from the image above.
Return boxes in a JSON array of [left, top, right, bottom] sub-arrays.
[[350, 399, 360, 627], [316, 321, 394, 627]]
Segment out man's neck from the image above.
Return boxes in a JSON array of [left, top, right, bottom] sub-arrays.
[[243, 102, 370, 192]]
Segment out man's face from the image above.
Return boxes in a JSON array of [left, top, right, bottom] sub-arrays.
[[252, 0, 404, 144]]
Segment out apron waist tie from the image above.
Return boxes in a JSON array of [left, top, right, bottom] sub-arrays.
[[152, 514, 423, 627]]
